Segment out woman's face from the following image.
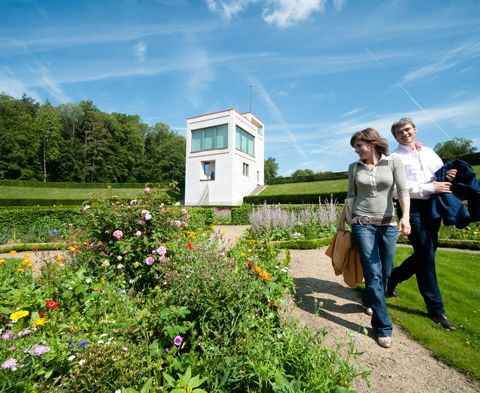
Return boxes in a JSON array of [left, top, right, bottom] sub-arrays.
[[353, 140, 374, 161]]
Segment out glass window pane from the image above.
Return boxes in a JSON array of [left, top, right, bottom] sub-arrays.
[[203, 128, 214, 149], [191, 130, 202, 152], [247, 134, 254, 156], [216, 124, 228, 148], [236, 127, 242, 150]]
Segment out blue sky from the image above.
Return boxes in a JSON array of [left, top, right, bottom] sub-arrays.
[[1, 0, 479, 175]]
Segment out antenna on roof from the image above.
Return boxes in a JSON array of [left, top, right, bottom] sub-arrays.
[[249, 84, 253, 113]]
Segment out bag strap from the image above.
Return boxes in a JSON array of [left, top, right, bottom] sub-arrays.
[[348, 162, 358, 198]]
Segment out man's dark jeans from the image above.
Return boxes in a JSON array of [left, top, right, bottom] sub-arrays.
[[390, 199, 445, 316]]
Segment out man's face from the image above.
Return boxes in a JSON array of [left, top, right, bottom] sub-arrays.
[[394, 123, 417, 146]]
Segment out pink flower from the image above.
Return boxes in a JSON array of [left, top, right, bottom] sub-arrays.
[[156, 246, 167, 257], [135, 230, 142, 237], [113, 230, 123, 240], [32, 344, 51, 356], [1, 358, 17, 370], [174, 220, 181, 226], [173, 335, 183, 346], [144, 212, 152, 221], [130, 199, 138, 205], [146, 256, 155, 266], [143, 187, 150, 193]]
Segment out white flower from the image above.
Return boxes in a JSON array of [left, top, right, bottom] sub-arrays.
[[97, 340, 104, 344], [117, 264, 124, 270], [85, 278, 92, 284], [117, 256, 123, 261], [102, 260, 110, 267], [100, 333, 108, 337], [78, 359, 86, 366], [68, 355, 76, 361]]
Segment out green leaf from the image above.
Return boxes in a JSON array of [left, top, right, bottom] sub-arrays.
[[140, 378, 153, 393]]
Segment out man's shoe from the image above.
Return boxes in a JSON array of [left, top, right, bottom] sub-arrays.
[[377, 336, 392, 348], [386, 279, 399, 298], [430, 314, 456, 331]]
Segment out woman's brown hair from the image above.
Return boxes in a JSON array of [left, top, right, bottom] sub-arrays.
[[350, 127, 389, 157]]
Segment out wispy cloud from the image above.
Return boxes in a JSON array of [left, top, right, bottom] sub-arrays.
[[28, 63, 69, 102], [205, 0, 258, 20], [263, 0, 326, 28], [399, 41, 480, 85], [332, 0, 345, 11], [248, 75, 308, 160], [0, 68, 39, 101], [341, 107, 365, 117], [133, 41, 147, 62], [186, 45, 214, 108]]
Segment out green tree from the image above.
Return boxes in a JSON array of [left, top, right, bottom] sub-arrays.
[[264, 157, 279, 184], [36, 102, 62, 182], [291, 169, 315, 177], [434, 137, 478, 162]]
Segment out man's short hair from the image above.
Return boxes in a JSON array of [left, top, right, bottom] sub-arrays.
[[391, 117, 416, 137]]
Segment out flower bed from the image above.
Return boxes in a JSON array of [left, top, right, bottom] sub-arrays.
[[0, 190, 364, 391]]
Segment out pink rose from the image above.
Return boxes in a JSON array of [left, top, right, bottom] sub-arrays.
[[156, 246, 167, 256], [113, 230, 123, 240], [146, 256, 154, 266], [143, 187, 150, 193]]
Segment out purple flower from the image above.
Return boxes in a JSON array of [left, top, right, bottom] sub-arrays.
[[32, 344, 51, 356], [113, 230, 123, 240], [2, 332, 14, 340], [146, 256, 155, 266], [173, 335, 183, 346], [79, 340, 88, 347], [143, 187, 150, 193], [1, 358, 17, 370]]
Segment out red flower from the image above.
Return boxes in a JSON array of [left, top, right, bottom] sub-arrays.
[[188, 242, 194, 250], [246, 261, 254, 267], [45, 300, 59, 309], [39, 311, 45, 317]]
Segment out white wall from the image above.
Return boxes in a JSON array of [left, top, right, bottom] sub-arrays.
[[184, 109, 264, 206]]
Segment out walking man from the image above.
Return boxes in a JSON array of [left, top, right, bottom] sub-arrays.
[[388, 118, 456, 331]]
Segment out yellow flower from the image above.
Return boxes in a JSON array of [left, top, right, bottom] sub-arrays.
[[21, 259, 31, 265], [10, 310, 29, 321], [133, 261, 140, 268], [17, 268, 25, 273], [247, 249, 252, 253], [25, 253, 31, 258], [34, 318, 46, 326], [254, 266, 262, 273], [240, 252, 246, 257], [260, 272, 271, 281], [0, 259, 6, 264], [68, 246, 77, 252], [8, 250, 17, 255]]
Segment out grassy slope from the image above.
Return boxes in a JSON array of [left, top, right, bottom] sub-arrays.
[[389, 247, 480, 381], [260, 165, 480, 197]]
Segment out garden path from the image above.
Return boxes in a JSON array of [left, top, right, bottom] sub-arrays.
[[215, 225, 480, 393]]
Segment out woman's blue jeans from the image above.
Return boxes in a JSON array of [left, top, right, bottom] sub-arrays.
[[352, 224, 398, 337]]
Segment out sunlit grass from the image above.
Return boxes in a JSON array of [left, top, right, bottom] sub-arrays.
[[259, 179, 348, 196], [388, 247, 480, 381]]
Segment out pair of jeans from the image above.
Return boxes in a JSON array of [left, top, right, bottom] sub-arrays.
[[390, 199, 444, 316], [352, 223, 398, 337]]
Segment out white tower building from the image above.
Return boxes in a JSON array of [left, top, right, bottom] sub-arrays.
[[184, 109, 264, 206]]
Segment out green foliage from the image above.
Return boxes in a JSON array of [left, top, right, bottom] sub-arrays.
[[272, 238, 333, 249], [264, 157, 279, 184], [0, 190, 363, 391], [434, 137, 478, 162], [0, 94, 186, 190], [291, 168, 315, 177], [231, 206, 253, 224], [389, 247, 480, 380]]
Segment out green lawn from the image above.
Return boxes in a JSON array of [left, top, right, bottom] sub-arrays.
[[260, 165, 479, 197], [388, 246, 480, 381], [259, 178, 348, 196]]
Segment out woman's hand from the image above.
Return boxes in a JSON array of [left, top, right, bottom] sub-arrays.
[[399, 217, 411, 236]]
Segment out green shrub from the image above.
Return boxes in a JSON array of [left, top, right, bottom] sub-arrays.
[[231, 206, 253, 224], [244, 191, 348, 205]]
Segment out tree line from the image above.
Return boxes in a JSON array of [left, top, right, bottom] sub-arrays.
[[0, 94, 186, 188]]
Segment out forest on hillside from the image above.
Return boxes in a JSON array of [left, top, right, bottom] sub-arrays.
[[0, 94, 186, 187]]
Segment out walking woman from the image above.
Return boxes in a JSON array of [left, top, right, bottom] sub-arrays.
[[341, 128, 411, 348]]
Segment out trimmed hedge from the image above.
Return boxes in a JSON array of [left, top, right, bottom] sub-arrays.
[[0, 242, 71, 253], [244, 191, 348, 205], [0, 206, 81, 227], [0, 180, 156, 189], [272, 237, 333, 249], [398, 236, 480, 250], [231, 206, 253, 225], [0, 199, 90, 207]]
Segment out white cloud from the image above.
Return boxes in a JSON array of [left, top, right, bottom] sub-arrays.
[[28, 63, 69, 102], [205, 0, 258, 20], [263, 0, 326, 28], [186, 46, 215, 108], [133, 41, 147, 62], [0, 74, 39, 101]]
